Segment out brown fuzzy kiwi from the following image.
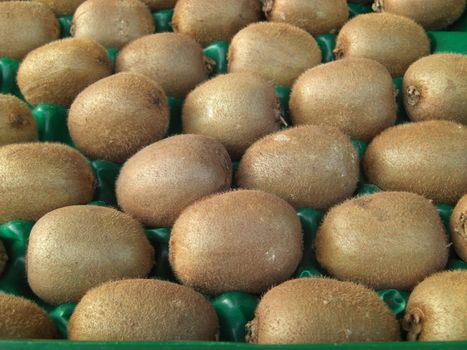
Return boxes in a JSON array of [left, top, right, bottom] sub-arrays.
[[403, 53, 467, 125], [169, 189, 303, 295], [373, 0, 466, 30], [290, 57, 397, 142], [182, 72, 282, 160], [236, 125, 359, 210], [335, 12, 430, 77], [26, 205, 155, 305], [172, 0, 261, 47], [0, 143, 95, 223], [450, 194, 467, 262], [315, 191, 449, 290], [228, 22, 322, 87], [116, 134, 232, 228], [0, 1, 59, 60], [263, 0, 349, 36], [0, 94, 38, 147], [68, 278, 219, 341], [246, 277, 400, 344], [363, 120, 467, 204], [403, 270, 467, 341], [0, 240, 7, 277], [17, 37, 112, 107], [116, 33, 208, 98], [140, 0, 177, 10], [34, 0, 86, 16], [71, 0, 155, 49], [68, 72, 169, 163], [0, 293, 56, 339]]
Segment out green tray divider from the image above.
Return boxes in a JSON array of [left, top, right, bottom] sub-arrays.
[[106, 48, 119, 70], [153, 9, 174, 33], [0, 57, 21, 97], [32, 104, 73, 146], [449, 8, 467, 31], [429, 31, 467, 54], [58, 16, 73, 38], [89, 160, 121, 207], [203, 41, 229, 76], [167, 96, 184, 135], [392, 77, 410, 124], [145, 228, 175, 281], [316, 34, 337, 63], [348, 3, 372, 18], [377, 290, 409, 319], [274, 86, 291, 126]]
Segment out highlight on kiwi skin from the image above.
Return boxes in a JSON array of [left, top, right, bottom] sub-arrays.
[[373, 0, 467, 30], [403, 53, 467, 125], [334, 12, 430, 77], [246, 277, 400, 344], [403, 270, 467, 341], [172, 0, 261, 47], [169, 189, 303, 296], [0, 143, 95, 223], [68, 279, 219, 341], [0, 94, 38, 147], [116, 134, 232, 228], [315, 191, 449, 291], [228, 22, 322, 87], [182, 72, 282, 160], [71, 0, 155, 49], [116, 33, 208, 98], [0, 294, 56, 339], [0, 240, 7, 277], [34, 0, 86, 16], [363, 120, 467, 205], [450, 194, 467, 262], [17, 37, 113, 107], [289, 57, 397, 142], [262, 0, 349, 36], [0, 1, 59, 60]]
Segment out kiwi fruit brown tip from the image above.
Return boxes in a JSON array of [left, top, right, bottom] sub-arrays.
[[450, 194, 467, 262]]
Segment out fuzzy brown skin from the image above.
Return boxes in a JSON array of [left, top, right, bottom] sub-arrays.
[[403, 54, 467, 125], [17, 37, 112, 107], [0, 143, 95, 223], [363, 120, 467, 204], [34, 0, 86, 16], [68, 279, 218, 340], [290, 57, 396, 142], [26, 205, 155, 305], [140, 0, 176, 10], [0, 240, 7, 277], [182, 73, 282, 160], [403, 270, 467, 341], [0, 94, 38, 146], [169, 190, 303, 295], [0, 1, 59, 60], [229, 22, 322, 87], [236, 125, 359, 210], [264, 0, 348, 36], [116, 33, 208, 98], [0, 294, 56, 339], [373, 0, 466, 30], [71, 0, 155, 49], [116, 134, 232, 228], [172, 0, 261, 47], [68, 72, 169, 163], [335, 12, 430, 77], [450, 194, 467, 262], [247, 277, 400, 344], [315, 192, 449, 290]]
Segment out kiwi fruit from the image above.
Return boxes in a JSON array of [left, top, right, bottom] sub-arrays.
[[140, 0, 177, 10], [228, 22, 322, 87], [315, 191, 449, 290], [403, 270, 467, 341], [364, 120, 467, 204], [172, 0, 261, 47], [236, 125, 359, 210], [290, 57, 396, 142], [373, 0, 466, 30], [182, 72, 282, 160], [169, 189, 302, 295], [116, 134, 232, 228], [34, 0, 86, 16], [71, 0, 155, 49], [262, 0, 349, 36], [450, 194, 467, 262], [0, 1, 59, 60], [116, 33, 208, 98], [403, 53, 467, 125], [0, 143, 95, 223], [246, 277, 400, 344], [0, 94, 38, 147], [68, 72, 169, 163], [0, 240, 7, 277], [68, 278, 218, 340], [335, 12, 430, 77], [0, 293, 56, 339], [17, 37, 112, 107]]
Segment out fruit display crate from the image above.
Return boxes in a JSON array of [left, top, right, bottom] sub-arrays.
[[0, 2, 466, 350]]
